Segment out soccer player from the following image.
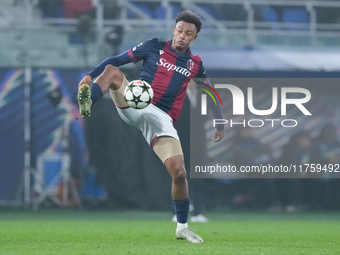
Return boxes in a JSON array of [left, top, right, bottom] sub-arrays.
[[77, 10, 225, 243]]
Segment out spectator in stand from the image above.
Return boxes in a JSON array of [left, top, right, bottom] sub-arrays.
[[103, 0, 121, 19], [63, 0, 94, 19], [103, 1, 124, 56], [69, 12, 94, 44]]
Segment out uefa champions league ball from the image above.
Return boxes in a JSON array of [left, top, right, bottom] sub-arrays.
[[124, 80, 154, 109]]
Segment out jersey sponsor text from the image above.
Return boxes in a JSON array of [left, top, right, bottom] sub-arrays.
[[156, 58, 191, 77]]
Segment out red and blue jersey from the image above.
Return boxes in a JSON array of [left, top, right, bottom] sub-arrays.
[[127, 38, 208, 121], [88, 38, 221, 123]]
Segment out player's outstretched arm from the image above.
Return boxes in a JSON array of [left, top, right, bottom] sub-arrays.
[[78, 74, 92, 89], [189, 79, 225, 143]]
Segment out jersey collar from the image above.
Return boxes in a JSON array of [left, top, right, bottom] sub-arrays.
[[169, 40, 191, 57]]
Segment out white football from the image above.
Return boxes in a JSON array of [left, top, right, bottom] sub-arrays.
[[124, 80, 154, 109]]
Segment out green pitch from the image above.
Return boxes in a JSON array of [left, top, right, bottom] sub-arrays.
[[1, 210, 340, 255]]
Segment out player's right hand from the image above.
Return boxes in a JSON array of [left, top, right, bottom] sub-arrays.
[[78, 75, 92, 88]]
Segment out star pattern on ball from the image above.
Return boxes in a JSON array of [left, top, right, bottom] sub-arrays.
[[133, 94, 142, 104], [140, 82, 151, 93], [124, 80, 153, 109]]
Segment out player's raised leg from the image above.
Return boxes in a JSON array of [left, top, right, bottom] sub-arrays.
[[154, 137, 203, 243], [77, 64, 127, 118]]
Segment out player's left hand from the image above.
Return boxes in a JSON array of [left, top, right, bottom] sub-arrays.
[[212, 129, 224, 142], [78, 74, 92, 89]]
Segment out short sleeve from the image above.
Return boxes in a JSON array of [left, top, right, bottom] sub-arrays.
[[196, 61, 208, 79]]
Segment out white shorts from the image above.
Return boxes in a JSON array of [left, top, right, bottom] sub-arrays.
[[116, 103, 180, 147]]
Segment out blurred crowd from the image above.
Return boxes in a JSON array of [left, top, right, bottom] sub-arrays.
[[214, 124, 340, 212]]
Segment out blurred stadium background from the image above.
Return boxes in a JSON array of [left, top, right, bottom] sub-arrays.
[[1, 0, 340, 215]]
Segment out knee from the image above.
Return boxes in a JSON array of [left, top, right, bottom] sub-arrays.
[[170, 161, 187, 184], [103, 64, 119, 76], [97, 65, 122, 90]]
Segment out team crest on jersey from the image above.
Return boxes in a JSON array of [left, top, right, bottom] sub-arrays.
[[187, 59, 194, 71]]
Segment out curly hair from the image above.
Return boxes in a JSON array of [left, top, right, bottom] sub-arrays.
[[175, 10, 202, 33]]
